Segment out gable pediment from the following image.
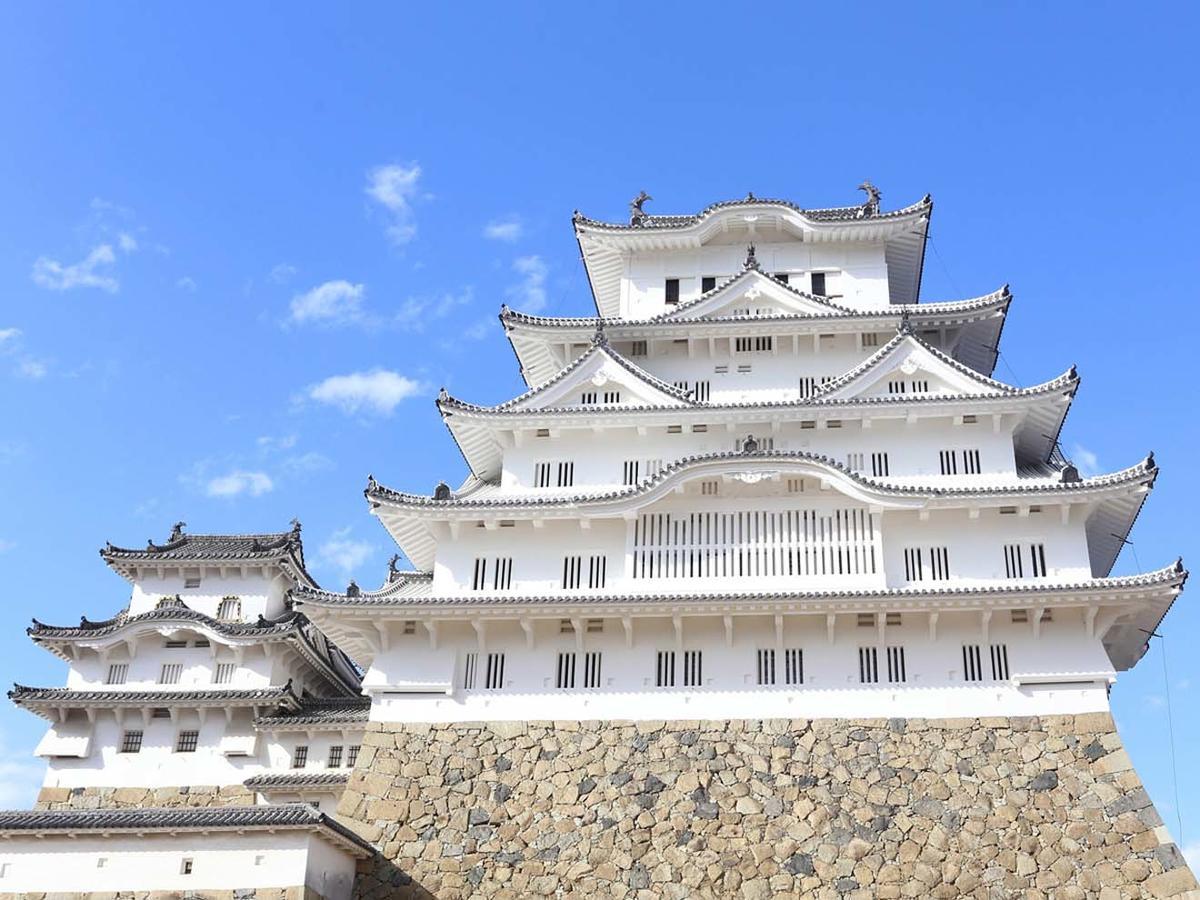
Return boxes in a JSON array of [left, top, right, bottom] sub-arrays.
[[503, 344, 693, 412], [817, 334, 1014, 401], [657, 269, 847, 321]]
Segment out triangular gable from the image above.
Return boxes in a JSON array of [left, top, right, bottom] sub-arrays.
[[816, 333, 1017, 401], [654, 268, 851, 322], [497, 342, 694, 412]]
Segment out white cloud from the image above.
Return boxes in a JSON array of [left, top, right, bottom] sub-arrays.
[[1070, 443, 1100, 477], [205, 470, 274, 498], [318, 527, 376, 579], [483, 217, 523, 242], [269, 263, 298, 284], [280, 451, 333, 477], [289, 280, 366, 326], [257, 434, 298, 452], [505, 255, 548, 312], [176, 276, 197, 292], [366, 162, 422, 246], [392, 287, 473, 330], [0, 328, 21, 344], [117, 232, 138, 253], [308, 369, 424, 416], [16, 358, 47, 379], [31, 244, 119, 293]]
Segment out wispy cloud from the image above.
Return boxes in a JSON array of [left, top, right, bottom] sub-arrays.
[[16, 358, 48, 379], [505, 255, 548, 312], [393, 287, 473, 331], [317, 527, 376, 581], [269, 263, 298, 284], [117, 232, 138, 253], [484, 217, 523, 242], [0, 328, 51, 379], [366, 162, 422, 246], [176, 276, 197, 292], [1070, 443, 1100, 477], [280, 451, 333, 477], [31, 244, 119, 293], [289, 280, 366, 326], [205, 470, 274, 498], [257, 434, 298, 452], [0, 328, 20, 345], [307, 369, 425, 416]]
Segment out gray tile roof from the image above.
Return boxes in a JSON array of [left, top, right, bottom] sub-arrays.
[[9, 683, 302, 718], [244, 771, 351, 791], [254, 696, 371, 730], [573, 193, 932, 231], [0, 804, 374, 856]]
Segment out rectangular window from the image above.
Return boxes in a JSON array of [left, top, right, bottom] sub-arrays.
[[471, 558, 488, 590], [903, 547, 923, 582], [701, 276, 717, 293], [347, 745, 360, 768], [491, 558, 513, 590], [562, 555, 582, 589], [485, 652, 506, 690], [586, 618, 603, 633], [603, 390, 621, 404], [810, 272, 827, 296], [664, 278, 680, 304], [774, 272, 789, 285], [159, 663, 182, 685], [784, 648, 804, 685], [327, 745, 343, 768], [292, 745, 308, 769], [588, 555, 607, 589], [990, 644, 1010, 681], [692, 380, 711, 401], [184, 577, 202, 589], [164, 640, 188, 649], [862, 333, 880, 348], [886, 646, 907, 684], [555, 652, 577, 690], [213, 662, 236, 685], [105, 663, 128, 685], [534, 462, 552, 487], [559, 555, 602, 592], [963, 449, 982, 474], [630, 340, 648, 356], [846, 452, 865, 472], [655, 650, 676, 687], [557, 462, 574, 487], [175, 730, 199, 753], [580, 391, 597, 405], [756, 649, 776, 686], [217, 597, 241, 620], [699, 479, 719, 496], [403, 621, 416, 635], [462, 652, 478, 690], [622, 460, 640, 485], [962, 644, 984, 682], [1003, 544, 1023, 578], [905, 547, 949, 581], [870, 452, 890, 477], [152, 708, 170, 719], [938, 450, 957, 475], [929, 546, 950, 580], [683, 650, 703, 687], [734, 336, 773, 353], [858, 646, 879, 683], [1029, 543, 1047, 577], [583, 652, 602, 688], [120, 730, 143, 754], [181, 858, 194, 875]]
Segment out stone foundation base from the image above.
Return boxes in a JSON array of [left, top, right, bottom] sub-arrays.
[[340, 715, 1198, 899], [0, 889, 325, 900], [34, 784, 255, 811]]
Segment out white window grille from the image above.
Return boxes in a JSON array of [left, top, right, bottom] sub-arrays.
[[580, 391, 597, 405], [484, 653, 505, 690], [555, 652, 577, 689], [583, 652, 602, 688], [862, 333, 880, 348], [159, 663, 182, 685], [886, 646, 907, 683], [858, 647, 879, 683], [938, 450, 957, 475], [217, 597, 241, 620], [870, 452, 890, 477], [655, 651, 676, 687], [630, 340, 648, 356], [1003, 544, 1023, 578], [700, 479, 719, 496], [622, 460, 640, 486], [990, 644, 1010, 680], [905, 546, 950, 582], [184, 577, 202, 589], [784, 648, 804, 685], [105, 663, 128, 685], [603, 390, 621, 404], [846, 452, 865, 472], [962, 644, 984, 682], [1004, 543, 1047, 578], [963, 449, 982, 474], [213, 662, 236, 684], [632, 508, 877, 580], [292, 745, 308, 768], [586, 619, 603, 633], [756, 649, 776, 685], [462, 653, 478, 690], [1030, 543, 1047, 577], [328, 745, 343, 767], [534, 462, 552, 487], [787, 478, 805, 493], [683, 650, 703, 687]]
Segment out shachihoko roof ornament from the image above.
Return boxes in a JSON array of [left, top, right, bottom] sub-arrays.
[[743, 243, 759, 271], [857, 181, 881, 218], [629, 190, 652, 226]]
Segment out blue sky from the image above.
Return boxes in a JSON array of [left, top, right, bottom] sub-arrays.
[[1, 1, 1197, 856]]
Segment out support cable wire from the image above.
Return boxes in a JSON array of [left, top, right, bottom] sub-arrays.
[[1140, 628, 1184, 847]]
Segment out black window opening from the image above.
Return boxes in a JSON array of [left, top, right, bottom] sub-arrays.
[[665, 278, 680, 304]]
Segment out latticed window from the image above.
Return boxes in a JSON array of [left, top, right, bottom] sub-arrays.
[[217, 597, 241, 621], [347, 745, 361, 767], [175, 730, 199, 753], [105, 664, 128, 685], [213, 663, 236, 684], [120, 730, 143, 754], [328, 745, 343, 768], [292, 745, 308, 768], [159, 664, 182, 685]]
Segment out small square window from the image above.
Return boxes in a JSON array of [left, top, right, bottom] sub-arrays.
[[120, 730, 144, 754], [403, 621, 416, 635], [97, 857, 107, 868], [184, 577, 202, 589], [181, 858, 194, 875], [175, 730, 199, 753]]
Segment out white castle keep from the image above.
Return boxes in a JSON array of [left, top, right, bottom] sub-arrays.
[[1, 184, 1192, 899]]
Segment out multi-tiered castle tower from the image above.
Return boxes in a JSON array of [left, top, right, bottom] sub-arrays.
[[2, 185, 1195, 899]]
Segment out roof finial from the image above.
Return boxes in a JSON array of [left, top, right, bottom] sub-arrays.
[[742, 433, 759, 453], [1059, 463, 1081, 484], [168, 521, 186, 543], [745, 191, 756, 201], [1145, 451, 1157, 471], [289, 518, 301, 536], [857, 181, 881, 218], [387, 553, 402, 581], [743, 243, 759, 271], [438, 386, 449, 403], [897, 308, 913, 336], [592, 321, 608, 347], [346, 580, 361, 598], [433, 481, 452, 501], [629, 191, 652, 227]]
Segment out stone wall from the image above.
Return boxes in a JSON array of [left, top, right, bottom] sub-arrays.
[[0, 889, 326, 900], [34, 784, 255, 810], [340, 715, 1198, 899]]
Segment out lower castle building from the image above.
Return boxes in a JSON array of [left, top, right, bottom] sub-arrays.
[[2, 186, 1196, 898]]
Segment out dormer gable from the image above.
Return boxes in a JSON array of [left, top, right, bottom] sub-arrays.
[[815, 331, 1021, 401], [653, 267, 852, 322]]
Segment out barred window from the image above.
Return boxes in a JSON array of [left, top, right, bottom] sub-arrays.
[[292, 745, 308, 769], [159, 663, 183, 685], [175, 730, 199, 753], [328, 745, 344, 768], [555, 652, 577, 689], [962, 644, 984, 682], [213, 663, 236, 684], [347, 745, 361, 767], [655, 651, 676, 688], [756, 649, 776, 686], [886, 646, 907, 683], [462, 652, 478, 690], [858, 646, 879, 684], [784, 648, 804, 685], [683, 650, 703, 687], [120, 730, 143, 754], [583, 652, 602, 689], [217, 597, 241, 621], [105, 664, 128, 685], [485, 652, 506, 690]]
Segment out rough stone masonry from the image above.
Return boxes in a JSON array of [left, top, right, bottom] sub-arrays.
[[341, 715, 1198, 899]]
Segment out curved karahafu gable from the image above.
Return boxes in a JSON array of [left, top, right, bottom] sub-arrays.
[[364, 449, 1157, 573], [501, 286, 1011, 385], [574, 191, 933, 316]]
